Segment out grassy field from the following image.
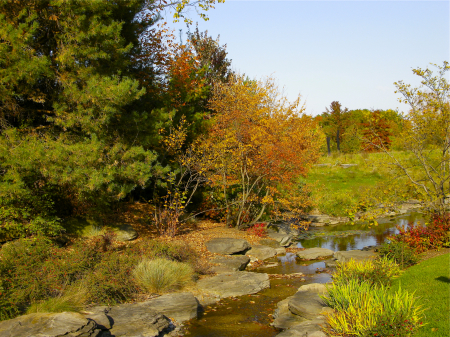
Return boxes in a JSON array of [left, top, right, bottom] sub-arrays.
[[300, 151, 421, 217], [390, 253, 450, 337]]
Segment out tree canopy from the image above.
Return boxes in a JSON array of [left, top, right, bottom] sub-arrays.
[[0, 0, 225, 239]]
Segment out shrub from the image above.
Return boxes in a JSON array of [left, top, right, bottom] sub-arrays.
[[246, 223, 267, 237], [391, 213, 450, 253], [133, 258, 194, 294], [333, 256, 402, 287], [83, 251, 139, 305], [321, 279, 425, 336], [378, 241, 419, 268], [0, 236, 104, 318]]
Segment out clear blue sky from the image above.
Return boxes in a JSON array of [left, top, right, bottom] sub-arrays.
[[165, 1, 449, 116]]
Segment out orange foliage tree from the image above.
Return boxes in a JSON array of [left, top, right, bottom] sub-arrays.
[[195, 75, 323, 228]]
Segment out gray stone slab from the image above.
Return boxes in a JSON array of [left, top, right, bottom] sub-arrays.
[[196, 271, 270, 298], [0, 312, 99, 337], [205, 238, 250, 254], [333, 250, 377, 263], [296, 248, 334, 260], [288, 291, 326, 319], [246, 245, 277, 261], [141, 292, 199, 323], [210, 255, 250, 272]]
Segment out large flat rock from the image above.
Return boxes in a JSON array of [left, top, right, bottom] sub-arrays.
[[140, 292, 198, 323], [288, 291, 327, 319], [266, 232, 293, 246], [196, 271, 270, 298], [210, 255, 250, 273], [333, 250, 377, 263], [297, 283, 328, 294], [245, 245, 277, 261], [0, 312, 99, 337], [296, 248, 334, 260], [205, 238, 250, 254], [107, 303, 170, 336], [272, 297, 308, 330], [276, 318, 327, 337]]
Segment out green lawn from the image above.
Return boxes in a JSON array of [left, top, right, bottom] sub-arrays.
[[390, 253, 450, 337]]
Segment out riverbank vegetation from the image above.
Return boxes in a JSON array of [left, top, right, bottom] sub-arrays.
[[322, 214, 450, 336]]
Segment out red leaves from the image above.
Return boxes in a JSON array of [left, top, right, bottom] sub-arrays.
[[391, 213, 450, 253]]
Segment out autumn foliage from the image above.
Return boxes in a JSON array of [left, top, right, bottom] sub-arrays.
[[195, 75, 323, 227]]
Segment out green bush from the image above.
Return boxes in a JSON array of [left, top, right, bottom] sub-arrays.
[[378, 241, 419, 268], [133, 258, 194, 294], [322, 279, 425, 336], [333, 256, 402, 287]]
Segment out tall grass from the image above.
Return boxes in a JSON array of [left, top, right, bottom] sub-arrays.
[[322, 279, 425, 336], [26, 283, 87, 314], [133, 258, 194, 294], [322, 257, 424, 336], [332, 256, 402, 287]]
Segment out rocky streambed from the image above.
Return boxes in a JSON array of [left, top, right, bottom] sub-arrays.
[[0, 211, 426, 337]]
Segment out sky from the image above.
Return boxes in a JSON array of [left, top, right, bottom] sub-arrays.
[[163, 1, 449, 116]]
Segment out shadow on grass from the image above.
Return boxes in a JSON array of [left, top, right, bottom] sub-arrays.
[[435, 276, 450, 283]]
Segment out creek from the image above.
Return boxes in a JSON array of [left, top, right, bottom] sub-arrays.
[[182, 211, 426, 337]]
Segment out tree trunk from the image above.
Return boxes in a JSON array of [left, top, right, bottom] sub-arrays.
[[336, 129, 340, 152], [326, 136, 331, 156]]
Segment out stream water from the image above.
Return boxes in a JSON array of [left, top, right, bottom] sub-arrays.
[[183, 211, 426, 337]]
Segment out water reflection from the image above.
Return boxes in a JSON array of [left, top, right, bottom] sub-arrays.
[[297, 211, 425, 251]]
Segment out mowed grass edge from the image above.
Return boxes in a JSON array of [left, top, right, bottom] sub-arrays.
[[390, 253, 450, 337]]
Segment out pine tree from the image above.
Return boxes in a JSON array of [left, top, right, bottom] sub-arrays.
[[0, 0, 218, 238]]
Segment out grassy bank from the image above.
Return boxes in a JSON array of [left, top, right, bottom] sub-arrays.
[[390, 253, 450, 337]]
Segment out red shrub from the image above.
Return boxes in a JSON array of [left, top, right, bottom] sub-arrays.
[[391, 213, 450, 253], [246, 223, 267, 237]]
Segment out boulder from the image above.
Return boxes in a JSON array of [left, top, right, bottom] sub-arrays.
[[275, 247, 287, 255], [288, 291, 327, 319], [297, 283, 328, 294], [205, 238, 250, 254], [259, 238, 282, 248], [333, 250, 377, 263], [113, 223, 138, 241], [246, 245, 277, 261], [210, 255, 250, 273], [266, 232, 293, 246], [0, 312, 99, 337], [107, 303, 170, 336], [196, 271, 270, 298], [140, 292, 199, 323], [296, 248, 334, 260], [272, 297, 308, 330], [85, 311, 112, 330], [275, 317, 327, 337]]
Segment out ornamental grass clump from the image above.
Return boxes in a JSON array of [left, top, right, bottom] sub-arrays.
[[321, 279, 425, 336], [133, 258, 194, 294], [333, 256, 402, 287]]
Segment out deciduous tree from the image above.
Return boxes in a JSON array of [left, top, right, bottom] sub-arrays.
[[196, 75, 323, 228], [381, 62, 449, 214]]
